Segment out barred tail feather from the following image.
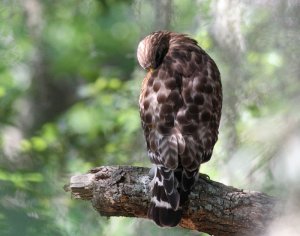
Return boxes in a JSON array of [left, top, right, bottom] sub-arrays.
[[159, 135, 178, 169], [180, 168, 199, 205], [147, 195, 182, 227], [148, 166, 182, 227]]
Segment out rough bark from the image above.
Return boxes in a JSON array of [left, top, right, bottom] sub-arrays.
[[64, 165, 279, 236]]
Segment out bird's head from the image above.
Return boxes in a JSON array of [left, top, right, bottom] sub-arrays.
[[137, 31, 170, 71]]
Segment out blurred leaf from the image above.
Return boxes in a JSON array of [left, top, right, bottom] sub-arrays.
[[67, 105, 97, 134], [0, 170, 44, 188], [31, 137, 47, 152]]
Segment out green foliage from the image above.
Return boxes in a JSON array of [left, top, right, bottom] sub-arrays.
[[0, 0, 299, 235]]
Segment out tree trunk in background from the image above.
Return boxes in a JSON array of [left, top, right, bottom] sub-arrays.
[[211, 0, 244, 160], [274, 0, 300, 99], [20, 0, 78, 135], [154, 0, 173, 30]]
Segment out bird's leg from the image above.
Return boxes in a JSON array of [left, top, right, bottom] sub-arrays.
[[148, 165, 156, 178], [148, 165, 157, 190]]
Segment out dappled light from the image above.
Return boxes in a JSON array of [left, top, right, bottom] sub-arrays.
[[0, 0, 299, 235]]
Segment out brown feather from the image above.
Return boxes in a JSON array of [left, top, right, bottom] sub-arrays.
[[137, 31, 222, 227]]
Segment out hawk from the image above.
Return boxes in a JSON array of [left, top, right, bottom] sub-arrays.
[[137, 31, 222, 227]]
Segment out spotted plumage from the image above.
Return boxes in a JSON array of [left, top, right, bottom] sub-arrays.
[[137, 31, 222, 227]]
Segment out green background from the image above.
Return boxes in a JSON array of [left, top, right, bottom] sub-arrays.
[[0, 0, 299, 235]]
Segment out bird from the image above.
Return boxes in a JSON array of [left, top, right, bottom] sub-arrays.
[[137, 31, 222, 227]]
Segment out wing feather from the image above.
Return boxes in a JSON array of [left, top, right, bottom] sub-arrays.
[[139, 32, 222, 227]]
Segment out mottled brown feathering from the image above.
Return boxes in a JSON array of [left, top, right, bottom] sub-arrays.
[[137, 31, 222, 227]]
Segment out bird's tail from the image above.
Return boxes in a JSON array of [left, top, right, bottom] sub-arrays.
[[179, 168, 199, 205], [147, 166, 182, 227], [147, 165, 199, 227]]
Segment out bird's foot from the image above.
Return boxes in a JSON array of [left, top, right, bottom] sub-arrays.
[[198, 172, 211, 181]]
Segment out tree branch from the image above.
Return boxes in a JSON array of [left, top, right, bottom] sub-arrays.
[[64, 166, 279, 235]]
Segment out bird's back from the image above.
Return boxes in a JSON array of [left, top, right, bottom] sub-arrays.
[[138, 31, 222, 227]]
